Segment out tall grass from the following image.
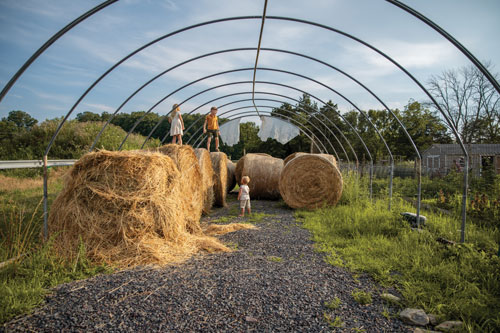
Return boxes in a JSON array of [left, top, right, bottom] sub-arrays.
[[299, 171, 500, 332], [0, 169, 110, 324]]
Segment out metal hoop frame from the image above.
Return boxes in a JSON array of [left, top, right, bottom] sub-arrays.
[[2, 1, 494, 241]]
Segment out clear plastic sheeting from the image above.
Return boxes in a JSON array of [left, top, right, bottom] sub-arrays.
[[258, 116, 300, 144], [219, 118, 241, 146]]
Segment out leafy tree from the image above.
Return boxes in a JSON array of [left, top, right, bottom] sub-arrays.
[[76, 111, 102, 122], [3, 110, 37, 130]]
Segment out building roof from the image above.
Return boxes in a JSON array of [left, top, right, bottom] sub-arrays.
[[422, 144, 500, 156]]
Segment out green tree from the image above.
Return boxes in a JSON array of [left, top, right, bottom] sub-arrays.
[[76, 111, 102, 122], [3, 110, 37, 130]]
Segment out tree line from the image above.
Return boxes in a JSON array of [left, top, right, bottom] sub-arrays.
[[1, 64, 498, 163]]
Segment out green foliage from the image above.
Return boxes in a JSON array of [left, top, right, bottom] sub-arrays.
[[323, 313, 344, 328], [267, 256, 282, 262], [0, 240, 110, 324], [0, 175, 110, 324], [351, 289, 372, 305], [298, 175, 500, 331], [325, 296, 342, 310], [0, 118, 160, 161]]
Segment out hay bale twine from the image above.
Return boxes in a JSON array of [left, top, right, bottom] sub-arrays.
[[226, 160, 237, 193], [155, 144, 203, 233], [235, 153, 284, 200], [194, 148, 215, 215], [279, 153, 342, 209], [210, 152, 228, 207], [48, 150, 228, 267]]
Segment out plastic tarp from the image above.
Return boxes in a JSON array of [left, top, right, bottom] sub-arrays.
[[258, 116, 300, 144], [219, 118, 241, 146]]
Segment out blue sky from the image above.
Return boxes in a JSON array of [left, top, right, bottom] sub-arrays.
[[0, 0, 499, 124]]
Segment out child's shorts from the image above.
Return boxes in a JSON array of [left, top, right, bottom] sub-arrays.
[[206, 129, 219, 138], [240, 199, 251, 209]]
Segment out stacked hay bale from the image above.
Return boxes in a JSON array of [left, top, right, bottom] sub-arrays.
[[48, 150, 229, 268], [194, 148, 215, 215], [235, 153, 283, 200], [155, 144, 203, 233], [226, 160, 237, 193], [279, 153, 343, 209], [210, 152, 228, 207], [283, 152, 338, 168]]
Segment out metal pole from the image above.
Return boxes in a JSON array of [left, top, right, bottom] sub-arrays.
[[43, 155, 48, 241], [461, 154, 469, 242]]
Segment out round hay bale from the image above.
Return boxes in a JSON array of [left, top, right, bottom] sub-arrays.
[[226, 160, 236, 193], [279, 153, 343, 209], [194, 148, 215, 215], [210, 152, 228, 207], [156, 144, 203, 233], [284, 152, 337, 168], [235, 153, 284, 200], [48, 150, 228, 267]]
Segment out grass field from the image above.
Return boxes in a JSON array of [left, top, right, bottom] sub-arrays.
[[1, 168, 500, 330], [0, 168, 110, 324], [299, 172, 500, 332]]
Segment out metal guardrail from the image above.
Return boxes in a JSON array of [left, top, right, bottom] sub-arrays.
[[0, 160, 77, 169]]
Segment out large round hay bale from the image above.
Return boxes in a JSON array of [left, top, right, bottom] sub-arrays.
[[156, 144, 203, 233], [194, 148, 215, 214], [210, 152, 228, 207], [48, 150, 228, 267], [226, 160, 236, 193], [284, 152, 337, 168], [235, 153, 284, 200], [279, 153, 342, 209]]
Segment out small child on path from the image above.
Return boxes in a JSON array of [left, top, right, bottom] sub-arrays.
[[238, 176, 251, 217], [168, 104, 185, 145]]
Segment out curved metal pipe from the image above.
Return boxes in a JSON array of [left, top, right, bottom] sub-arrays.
[[187, 99, 339, 160], [251, 0, 268, 117], [124, 71, 363, 166], [43, 16, 261, 157], [266, 15, 472, 233], [191, 110, 324, 155], [386, 0, 500, 95], [0, 0, 119, 104], [186, 104, 333, 160], [4, 6, 478, 239], [162, 94, 346, 163]]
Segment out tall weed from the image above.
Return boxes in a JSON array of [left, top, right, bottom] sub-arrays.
[[299, 174, 500, 331]]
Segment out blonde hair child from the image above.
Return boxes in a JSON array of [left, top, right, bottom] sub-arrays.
[[168, 104, 185, 145], [238, 176, 251, 217]]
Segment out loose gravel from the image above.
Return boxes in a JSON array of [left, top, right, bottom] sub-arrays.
[[3, 194, 412, 332]]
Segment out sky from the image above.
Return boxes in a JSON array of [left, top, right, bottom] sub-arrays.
[[0, 0, 499, 125]]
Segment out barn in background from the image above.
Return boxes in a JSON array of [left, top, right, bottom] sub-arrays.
[[422, 144, 500, 177]]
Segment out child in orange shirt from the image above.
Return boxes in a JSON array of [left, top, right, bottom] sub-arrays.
[[203, 106, 220, 152]]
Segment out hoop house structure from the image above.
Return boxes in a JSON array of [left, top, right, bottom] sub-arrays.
[[1, 0, 499, 246]]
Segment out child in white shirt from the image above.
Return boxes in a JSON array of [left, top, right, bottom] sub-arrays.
[[238, 176, 251, 217]]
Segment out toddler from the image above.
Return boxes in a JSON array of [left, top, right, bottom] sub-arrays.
[[238, 176, 251, 217]]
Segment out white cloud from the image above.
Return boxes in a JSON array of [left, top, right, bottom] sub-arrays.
[[82, 102, 116, 113]]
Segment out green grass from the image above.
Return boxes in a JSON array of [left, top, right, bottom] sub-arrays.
[[267, 256, 282, 262], [0, 171, 110, 324], [247, 212, 274, 223], [351, 289, 372, 305], [325, 296, 341, 310], [299, 172, 500, 332]]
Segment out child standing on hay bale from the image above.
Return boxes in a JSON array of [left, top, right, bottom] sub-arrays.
[[168, 103, 185, 145], [238, 176, 251, 217], [203, 106, 220, 152]]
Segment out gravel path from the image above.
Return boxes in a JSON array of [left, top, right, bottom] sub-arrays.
[[3, 193, 411, 332]]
